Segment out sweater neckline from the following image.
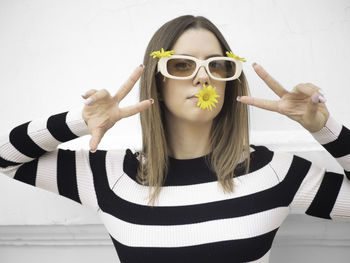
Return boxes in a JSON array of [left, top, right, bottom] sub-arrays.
[[123, 145, 274, 186], [168, 152, 212, 162]]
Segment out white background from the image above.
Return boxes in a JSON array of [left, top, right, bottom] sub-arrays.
[[0, 0, 350, 262]]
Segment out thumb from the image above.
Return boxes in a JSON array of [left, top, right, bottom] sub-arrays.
[[89, 129, 104, 153]]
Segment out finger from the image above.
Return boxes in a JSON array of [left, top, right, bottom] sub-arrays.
[[293, 84, 327, 104], [238, 96, 279, 112], [84, 89, 110, 106], [113, 65, 144, 103], [253, 63, 288, 98], [89, 129, 105, 152], [119, 99, 153, 119], [81, 89, 98, 99], [311, 93, 327, 104]]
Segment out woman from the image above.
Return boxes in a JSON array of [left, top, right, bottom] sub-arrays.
[[0, 15, 349, 263]]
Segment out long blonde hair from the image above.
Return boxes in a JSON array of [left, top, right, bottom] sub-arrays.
[[136, 15, 251, 206]]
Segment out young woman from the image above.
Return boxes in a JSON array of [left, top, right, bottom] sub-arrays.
[[1, 15, 349, 263]]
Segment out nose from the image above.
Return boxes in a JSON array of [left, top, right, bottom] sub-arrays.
[[193, 66, 209, 87]]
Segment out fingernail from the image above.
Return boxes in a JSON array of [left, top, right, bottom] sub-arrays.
[[236, 96, 241, 101], [311, 94, 319, 104], [252, 62, 257, 67], [81, 91, 87, 98], [84, 98, 93, 105], [319, 95, 327, 103], [318, 89, 325, 96], [149, 98, 154, 104]]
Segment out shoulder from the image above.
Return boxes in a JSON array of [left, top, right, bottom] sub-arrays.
[[122, 148, 142, 176], [252, 144, 317, 184], [91, 148, 138, 177], [249, 144, 273, 157], [249, 143, 301, 164], [240, 144, 275, 175], [253, 144, 313, 168], [246, 144, 310, 177]]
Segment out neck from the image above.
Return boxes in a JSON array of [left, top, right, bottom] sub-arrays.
[[165, 113, 213, 160]]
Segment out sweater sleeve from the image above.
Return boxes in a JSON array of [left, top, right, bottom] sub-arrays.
[[287, 115, 350, 221], [0, 106, 101, 213]]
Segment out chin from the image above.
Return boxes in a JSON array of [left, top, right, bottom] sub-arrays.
[[182, 109, 218, 123]]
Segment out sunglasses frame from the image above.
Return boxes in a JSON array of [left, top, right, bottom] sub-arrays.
[[156, 54, 243, 81]]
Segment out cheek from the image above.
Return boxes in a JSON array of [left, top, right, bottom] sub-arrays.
[[161, 82, 183, 109], [214, 83, 226, 104]]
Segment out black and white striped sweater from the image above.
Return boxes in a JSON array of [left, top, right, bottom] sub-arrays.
[[0, 107, 349, 263]]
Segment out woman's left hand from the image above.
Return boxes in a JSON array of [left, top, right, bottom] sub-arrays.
[[237, 63, 330, 133]]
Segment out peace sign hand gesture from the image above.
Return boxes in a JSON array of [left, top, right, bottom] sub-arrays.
[[237, 63, 330, 133]]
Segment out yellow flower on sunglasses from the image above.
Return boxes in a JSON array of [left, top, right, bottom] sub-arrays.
[[226, 51, 246, 62], [150, 48, 175, 59], [195, 84, 220, 111]]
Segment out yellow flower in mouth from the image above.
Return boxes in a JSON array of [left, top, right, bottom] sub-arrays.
[[226, 51, 246, 62], [150, 48, 175, 59], [195, 84, 220, 111]]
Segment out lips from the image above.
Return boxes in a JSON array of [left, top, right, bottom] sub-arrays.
[[187, 94, 198, 99]]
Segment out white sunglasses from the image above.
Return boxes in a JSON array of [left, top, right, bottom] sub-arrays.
[[156, 54, 243, 81]]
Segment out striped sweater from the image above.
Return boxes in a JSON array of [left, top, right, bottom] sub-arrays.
[[0, 107, 349, 263]]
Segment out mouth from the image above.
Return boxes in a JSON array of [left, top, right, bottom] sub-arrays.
[[187, 95, 199, 102]]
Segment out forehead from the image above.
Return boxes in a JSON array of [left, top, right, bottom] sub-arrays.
[[171, 28, 223, 58]]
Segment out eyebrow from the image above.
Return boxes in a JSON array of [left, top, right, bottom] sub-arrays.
[[178, 53, 223, 59]]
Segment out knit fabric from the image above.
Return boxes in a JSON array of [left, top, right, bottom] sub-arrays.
[[0, 106, 349, 263]]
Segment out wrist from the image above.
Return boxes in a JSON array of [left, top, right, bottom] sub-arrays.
[[310, 114, 342, 144]]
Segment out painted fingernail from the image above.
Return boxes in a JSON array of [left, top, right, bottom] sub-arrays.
[[311, 94, 319, 104], [81, 91, 87, 98], [318, 89, 325, 96], [319, 95, 327, 103], [236, 96, 241, 101], [84, 97, 93, 105], [149, 98, 154, 104]]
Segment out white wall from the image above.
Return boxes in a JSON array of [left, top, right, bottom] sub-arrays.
[[0, 0, 350, 262]]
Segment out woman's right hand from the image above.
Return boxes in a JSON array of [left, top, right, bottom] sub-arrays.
[[81, 65, 153, 153]]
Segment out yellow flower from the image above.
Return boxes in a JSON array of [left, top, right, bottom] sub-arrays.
[[150, 48, 175, 59], [226, 51, 246, 62], [195, 84, 220, 111]]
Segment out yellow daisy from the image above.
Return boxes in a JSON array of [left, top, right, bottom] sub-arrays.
[[226, 51, 246, 62], [195, 84, 220, 111], [150, 48, 175, 59]]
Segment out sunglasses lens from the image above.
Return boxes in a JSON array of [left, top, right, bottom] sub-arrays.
[[167, 58, 196, 77], [166, 57, 237, 79], [209, 59, 236, 79]]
